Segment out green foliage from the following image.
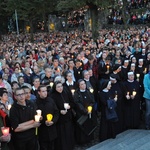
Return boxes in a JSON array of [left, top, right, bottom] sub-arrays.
[[56, 0, 113, 12], [3, 0, 57, 21]]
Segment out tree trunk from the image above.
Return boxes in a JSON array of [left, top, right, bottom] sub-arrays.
[[88, 3, 99, 41], [29, 20, 34, 42], [122, 0, 128, 29]]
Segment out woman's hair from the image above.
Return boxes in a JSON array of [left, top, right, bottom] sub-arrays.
[[52, 81, 62, 93], [77, 79, 84, 88], [54, 75, 65, 84]]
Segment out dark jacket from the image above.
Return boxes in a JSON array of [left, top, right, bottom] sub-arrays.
[[36, 96, 59, 142]]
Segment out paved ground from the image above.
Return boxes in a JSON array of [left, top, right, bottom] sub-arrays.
[[74, 116, 100, 150], [87, 129, 150, 150], [74, 112, 145, 150]]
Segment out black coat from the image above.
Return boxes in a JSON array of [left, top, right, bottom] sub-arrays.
[[51, 89, 75, 150], [122, 80, 140, 129], [36, 97, 59, 142], [73, 89, 97, 144], [110, 82, 124, 134]]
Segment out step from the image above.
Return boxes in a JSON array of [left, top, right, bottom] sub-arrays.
[[87, 130, 150, 150]]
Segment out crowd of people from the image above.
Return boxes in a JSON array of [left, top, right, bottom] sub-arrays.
[[0, 26, 149, 150], [107, 0, 150, 25]]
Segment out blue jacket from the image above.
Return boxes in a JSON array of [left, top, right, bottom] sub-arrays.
[[143, 73, 150, 100]]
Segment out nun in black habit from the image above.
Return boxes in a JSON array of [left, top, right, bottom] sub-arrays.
[[109, 74, 124, 134], [51, 81, 75, 150], [122, 71, 140, 129], [99, 79, 118, 142], [73, 79, 97, 144]]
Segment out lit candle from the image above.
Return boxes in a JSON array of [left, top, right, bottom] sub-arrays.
[[107, 65, 110, 71], [1, 127, 9, 136], [132, 91, 136, 96], [34, 115, 41, 122], [36, 110, 42, 117], [71, 89, 75, 95], [127, 92, 129, 95], [64, 103, 69, 112], [115, 94, 118, 100], [87, 106, 92, 118], [47, 114, 53, 122], [136, 74, 140, 78], [89, 88, 94, 93], [50, 82, 54, 88], [7, 104, 11, 111], [144, 68, 147, 73]]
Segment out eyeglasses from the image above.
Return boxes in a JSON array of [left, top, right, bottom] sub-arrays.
[[25, 92, 30, 94], [16, 93, 25, 97]]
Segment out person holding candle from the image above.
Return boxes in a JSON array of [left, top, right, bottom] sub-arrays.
[[63, 71, 77, 94], [98, 55, 112, 85], [109, 74, 124, 134], [73, 79, 97, 144], [51, 81, 75, 150], [99, 79, 117, 142], [36, 85, 59, 150], [0, 88, 13, 114], [82, 70, 98, 110], [9, 87, 41, 150], [0, 99, 11, 150], [122, 71, 140, 129], [40, 67, 54, 94]]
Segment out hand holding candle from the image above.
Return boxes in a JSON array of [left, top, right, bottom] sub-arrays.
[[7, 104, 11, 111], [64, 103, 70, 112], [1, 127, 9, 136], [144, 68, 147, 74], [107, 65, 110, 72], [87, 106, 92, 119], [50, 82, 54, 88], [136, 74, 140, 81], [47, 114, 53, 122], [36, 110, 42, 117], [89, 87, 94, 93], [114, 95, 118, 101], [71, 89, 75, 95], [126, 92, 130, 99], [132, 91, 136, 97]]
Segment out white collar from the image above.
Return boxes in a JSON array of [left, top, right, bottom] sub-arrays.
[[122, 66, 127, 68], [80, 89, 86, 92], [32, 86, 36, 91], [138, 65, 142, 68], [66, 81, 74, 86], [84, 79, 89, 82], [127, 79, 134, 83]]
